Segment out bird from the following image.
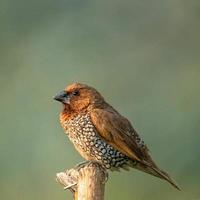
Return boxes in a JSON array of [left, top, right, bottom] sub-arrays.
[[54, 82, 180, 190]]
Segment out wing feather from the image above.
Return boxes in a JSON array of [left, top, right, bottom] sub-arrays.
[[90, 108, 181, 190], [90, 108, 149, 163]]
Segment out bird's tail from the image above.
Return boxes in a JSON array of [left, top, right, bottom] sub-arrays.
[[134, 162, 181, 190]]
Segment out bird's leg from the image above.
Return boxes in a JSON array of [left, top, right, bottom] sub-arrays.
[[75, 160, 107, 171], [75, 160, 91, 170]]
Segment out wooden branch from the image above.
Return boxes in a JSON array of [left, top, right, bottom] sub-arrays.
[[56, 162, 108, 200]]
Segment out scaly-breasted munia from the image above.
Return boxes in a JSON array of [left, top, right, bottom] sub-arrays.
[[54, 82, 180, 190]]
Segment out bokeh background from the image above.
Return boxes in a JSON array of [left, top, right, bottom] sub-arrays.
[[0, 0, 200, 199]]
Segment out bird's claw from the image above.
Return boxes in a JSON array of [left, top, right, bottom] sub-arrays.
[[75, 161, 92, 170]]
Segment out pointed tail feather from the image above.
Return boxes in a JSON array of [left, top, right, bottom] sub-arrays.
[[150, 166, 181, 190], [134, 162, 181, 190]]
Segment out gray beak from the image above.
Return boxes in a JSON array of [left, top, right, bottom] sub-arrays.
[[53, 90, 70, 104]]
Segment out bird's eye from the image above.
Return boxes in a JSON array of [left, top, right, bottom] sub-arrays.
[[72, 90, 79, 96]]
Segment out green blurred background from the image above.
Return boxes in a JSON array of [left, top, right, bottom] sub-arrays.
[[0, 0, 200, 199]]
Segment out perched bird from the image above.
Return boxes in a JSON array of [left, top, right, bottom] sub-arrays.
[[54, 82, 180, 190]]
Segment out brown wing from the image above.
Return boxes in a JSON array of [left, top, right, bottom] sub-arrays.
[[91, 108, 181, 190], [90, 108, 151, 163]]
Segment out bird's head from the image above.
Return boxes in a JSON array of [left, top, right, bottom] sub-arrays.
[[54, 83, 105, 112]]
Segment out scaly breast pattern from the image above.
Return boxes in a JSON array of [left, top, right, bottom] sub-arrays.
[[62, 114, 135, 169]]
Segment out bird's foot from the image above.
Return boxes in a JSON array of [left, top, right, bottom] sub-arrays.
[[75, 160, 106, 170], [75, 161, 92, 170]]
